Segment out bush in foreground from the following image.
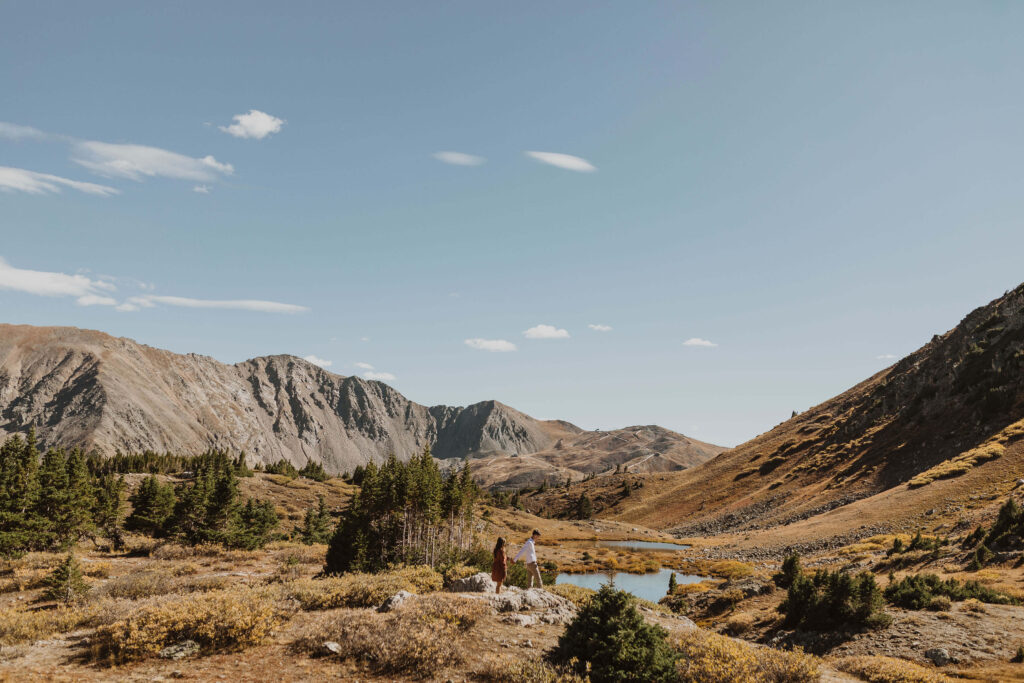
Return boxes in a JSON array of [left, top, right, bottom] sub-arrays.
[[92, 585, 281, 663], [673, 629, 819, 683], [551, 583, 678, 683]]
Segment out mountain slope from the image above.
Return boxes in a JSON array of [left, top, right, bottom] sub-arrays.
[[594, 283, 1024, 536]]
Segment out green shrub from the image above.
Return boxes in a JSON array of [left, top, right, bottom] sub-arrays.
[[298, 461, 329, 482], [780, 569, 890, 631], [883, 573, 1018, 608], [551, 584, 678, 683], [773, 553, 801, 588], [41, 554, 90, 604]]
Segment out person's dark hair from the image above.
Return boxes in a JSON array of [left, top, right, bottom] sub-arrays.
[[494, 537, 505, 555], [532, 529, 541, 537]]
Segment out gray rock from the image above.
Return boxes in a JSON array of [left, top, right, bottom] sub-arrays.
[[323, 641, 343, 655], [502, 614, 537, 627], [448, 572, 496, 593], [158, 640, 199, 660], [924, 647, 951, 666], [378, 590, 414, 612]]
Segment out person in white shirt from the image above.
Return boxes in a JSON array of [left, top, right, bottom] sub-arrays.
[[513, 529, 543, 588]]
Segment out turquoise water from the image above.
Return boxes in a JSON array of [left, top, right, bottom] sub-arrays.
[[555, 568, 706, 604]]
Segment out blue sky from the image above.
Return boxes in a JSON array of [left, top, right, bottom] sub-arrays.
[[2, 2, 1023, 447]]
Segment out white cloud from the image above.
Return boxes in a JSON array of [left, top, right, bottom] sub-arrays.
[[193, 185, 210, 194], [465, 338, 517, 352], [525, 151, 596, 172], [524, 324, 570, 339], [363, 371, 396, 381], [0, 122, 47, 140], [683, 338, 718, 347], [588, 324, 612, 332], [72, 141, 234, 182], [360, 336, 370, 342], [0, 257, 118, 306], [433, 151, 485, 166], [0, 166, 120, 197], [127, 295, 308, 314], [303, 355, 332, 368], [354, 362, 374, 370], [219, 110, 285, 140], [876, 354, 897, 360]]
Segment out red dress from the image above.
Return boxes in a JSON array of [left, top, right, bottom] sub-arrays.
[[491, 548, 507, 583]]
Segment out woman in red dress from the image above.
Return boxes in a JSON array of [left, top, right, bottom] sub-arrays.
[[491, 537, 507, 593]]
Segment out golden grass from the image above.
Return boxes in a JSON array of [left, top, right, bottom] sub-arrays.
[[476, 656, 587, 682], [283, 565, 443, 610], [678, 559, 755, 581], [92, 585, 282, 663], [673, 629, 819, 683], [909, 441, 1005, 487], [0, 604, 101, 645], [293, 595, 485, 678], [546, 583, 596, 608], [725, 612, 756, 635], [831, 655, 954, 682]]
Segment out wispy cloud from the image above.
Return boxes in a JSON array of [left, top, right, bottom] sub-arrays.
[[303, 355, 332, 368], [363, 371, 396, 381], [0, 256, 118, 306], [524, 324, 570, 339], [588, 324, 612, 332], [354, 362, 374, 370], [0, 122, 47, 140], [876, 353, 897, 360], [220, 110, 285, 140], [683, 337, 718, 347], [525, 151, 596, 172], [193, 185, 210, 194], [72, 141, 233, 182], [433, 151, 485, 166], [465, 338, 517, 352], [0, 166, 119, 197], [121, 295, 308, 314]]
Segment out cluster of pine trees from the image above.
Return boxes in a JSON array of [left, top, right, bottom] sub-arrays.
[[88, 450, 251, 476], [0, 430, 126, 555], [0, 432, 280, 556], [325, 448, 480, 573], [126, 452, 278, 549]]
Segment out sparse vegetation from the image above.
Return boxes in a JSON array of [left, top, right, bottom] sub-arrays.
[[832, 655, 953, 682], [908, 441, 1004, 487], [672, 629, 819, 682], [883, 573, 1019, 609], [284, 565, 443, 610]]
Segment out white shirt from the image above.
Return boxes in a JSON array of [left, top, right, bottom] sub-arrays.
[[513, 538, 537, 564]]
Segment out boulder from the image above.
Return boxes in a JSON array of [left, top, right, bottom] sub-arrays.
[[447, 572, 496, 593], [323, 641, 342, 655], [924, 648, 951, 666], [378, 590, 414, 612], [158, 640, 199, 660]]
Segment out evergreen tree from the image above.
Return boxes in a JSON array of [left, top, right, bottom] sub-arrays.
[[299, 460, 329, 482], [42, 554, 90, 604], [552, 584, 678, 682], [126, 475, 177, 536], [35, 448, 69, 549], [575, 493, 593, 519], [299, 495, 333, 545], [229, 498, 279, 549], [668, 571, 678, 595], [62, 448, 97, 545], [0, 433, 39, 555], [93, 474, 127, 549]]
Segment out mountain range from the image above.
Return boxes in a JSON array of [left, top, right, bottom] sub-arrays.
[[0, 324, 722, 478]]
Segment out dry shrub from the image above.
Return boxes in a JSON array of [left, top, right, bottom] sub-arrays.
[[442, 562, 479, 586], [293, 595, 483, 677], [476, 655, 587, 682], [909, 442, 1005, 487], [0, 568, 48, 594], [171, 562, 200, 576], [92, 585, 282, 663], [546, 583, 596, 608], [269, 542, 326, 565], [0, 604, 100, 645], [149, 543, 222, 561], [679, 559, 754, 581], [285, 566, 442, 610], [961, 598, 987, 613], [832, 655, 953, 682], [673, 629, 819, 683], [725, 612, 756, 635], [99, 570, 176, 600]]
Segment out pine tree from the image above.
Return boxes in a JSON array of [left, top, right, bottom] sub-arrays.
[[229, 498, 279, 549], [299, 495, 333, 545], [42, 554, 90, 604], [35, 448, 69, 549], [0, 433, 39, 555], [299, 460, 329, 482], [62, 448, 97, 545], [576, 493, 593, 519], [126, 475, 177, 536], [668, 571, 678, 595], [93, 474, 127, 549]]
